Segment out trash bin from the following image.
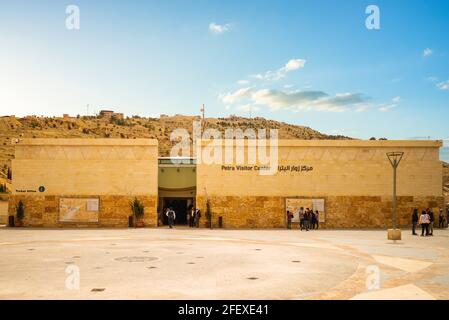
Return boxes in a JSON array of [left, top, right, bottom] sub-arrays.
[[128, 216, 134, 227], [8, 216, 14, 227]]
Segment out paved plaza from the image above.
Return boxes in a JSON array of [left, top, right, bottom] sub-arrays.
[[0, 227, 448, 300]]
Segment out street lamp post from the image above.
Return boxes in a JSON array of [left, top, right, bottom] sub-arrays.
[[386, 152, 404, 241]]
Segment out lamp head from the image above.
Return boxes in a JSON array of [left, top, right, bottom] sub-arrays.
[[386, 152, 404, 167]]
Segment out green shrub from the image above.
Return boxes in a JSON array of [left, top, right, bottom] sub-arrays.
[[130, 198, 144, 218]]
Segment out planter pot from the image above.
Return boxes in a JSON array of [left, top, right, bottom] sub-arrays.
[[387, 228, 401, 240], [135, 219, 145, 228], [15, 219, 24, 227]]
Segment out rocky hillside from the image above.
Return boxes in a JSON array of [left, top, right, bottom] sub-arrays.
[[0, 114, 348, 166]]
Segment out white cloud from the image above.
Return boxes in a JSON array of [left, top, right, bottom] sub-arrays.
[[237, 80, 249, 85], [209, 22, 231, 34], [423, 48, 433, 57], [252, 58, 306, 81], [437, 80, 449, 90], [220, 87, 367, 112], [284, 59, 306, 72], [220, 87, 253, 104], [426, 76, 438, 82], [378, 105, 395, 112], [377, 96, 400, 112]]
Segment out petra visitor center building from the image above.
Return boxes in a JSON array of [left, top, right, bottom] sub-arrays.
[[6, 138, 444, 229]]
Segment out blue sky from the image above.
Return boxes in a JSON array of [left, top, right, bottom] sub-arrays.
[[0, 0, 448, 155]]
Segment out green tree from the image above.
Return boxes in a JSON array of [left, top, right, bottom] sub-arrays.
[[16, 200, 25, 221]]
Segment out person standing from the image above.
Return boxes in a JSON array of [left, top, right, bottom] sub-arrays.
[[304, 209, 310, 231], [427, 208, 434, 236], [315, 210, 320, 230], [411, 209, 419, 235], [286, 210, 292, 229], [194, 208, 201, 228], [298, 207, 305, 230], [166, 207, 176, 229], [311, 211, 317, 230], [419, 210, 430, 236]]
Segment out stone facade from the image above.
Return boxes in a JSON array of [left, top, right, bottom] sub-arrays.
[[196, 195, 444, 229], [9, 139, 158, 228], [196, 140, 444, 229], [0, 195, 8, 225], [7, 138, 444, 229], [8, 195, 157, 228]]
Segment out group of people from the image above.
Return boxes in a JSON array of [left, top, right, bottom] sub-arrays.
[[286, 207, 319, 231], [163, 206, 201, 229], [412, 208, 448, 236], [187, 206, 202, 228]]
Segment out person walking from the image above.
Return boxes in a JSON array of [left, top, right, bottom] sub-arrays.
[[297, 207, 305, 230], [189, 206, 195, 227], [194, 208, 201, 228], [419, 210, 430, 236], [166, 207, 176, 229], [286, 210, 293, 229], [427, 208, 434, 236], [439, 209, 445, 228], [315, 210, 320, 230], [411, 208, 419, 235]]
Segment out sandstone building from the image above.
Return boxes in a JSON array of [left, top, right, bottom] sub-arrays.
[[7, 139, 444, 229]]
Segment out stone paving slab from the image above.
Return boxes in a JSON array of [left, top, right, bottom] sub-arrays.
[[0, 228, 448, 299]]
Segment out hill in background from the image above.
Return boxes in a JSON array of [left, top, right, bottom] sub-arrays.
[[0, 113, 348, 164]]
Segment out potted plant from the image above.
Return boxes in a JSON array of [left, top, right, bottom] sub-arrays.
[[130, 197, 145, 228], [16, 200, 25, 227]]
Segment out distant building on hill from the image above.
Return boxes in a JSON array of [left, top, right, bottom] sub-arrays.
[[99, 110, 124, 120]]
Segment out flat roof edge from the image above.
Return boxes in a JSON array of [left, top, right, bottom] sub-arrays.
[[17, 138, 158, 146], [199, 139, 443, 147]]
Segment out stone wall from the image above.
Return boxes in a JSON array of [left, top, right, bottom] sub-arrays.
[[9, 139, 159, 228], [196, 140, 443, 228], [196, 195, 445, 229], [0, 195, 8, 225], [8, 195, 157, 228]]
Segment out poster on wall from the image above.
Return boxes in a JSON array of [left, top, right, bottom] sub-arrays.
[[59, 198, 99, 223], [285, 198, 325, 223]]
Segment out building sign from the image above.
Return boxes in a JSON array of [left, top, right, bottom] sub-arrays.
[[285, 198, 325, 223], [221, 165, 313, 173], [59, 198, 99, 223]]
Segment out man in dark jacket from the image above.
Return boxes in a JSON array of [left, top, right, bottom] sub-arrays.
[[412, 209, 419, 235], [427, 208, 434, 236], [194, 208, 201, 228]]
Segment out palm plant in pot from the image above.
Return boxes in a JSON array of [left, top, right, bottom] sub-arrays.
[[130, 197, 145, 228], [16, 200, 25, 227]]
